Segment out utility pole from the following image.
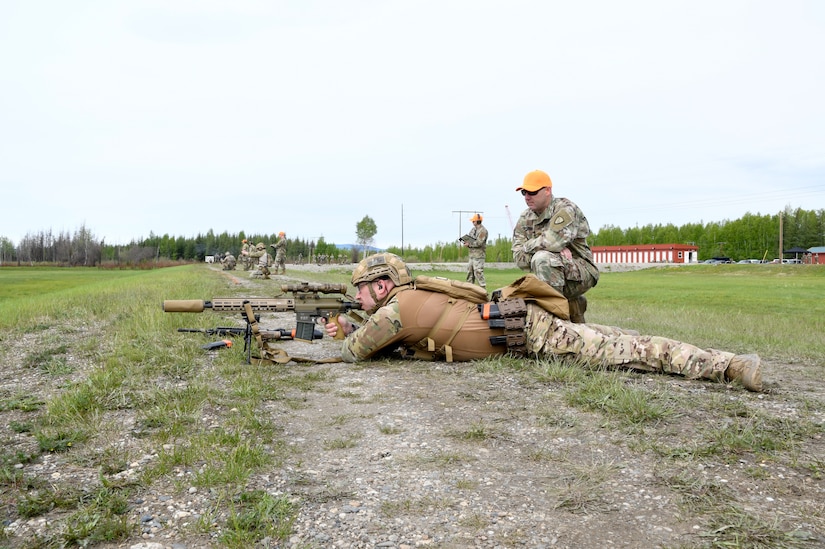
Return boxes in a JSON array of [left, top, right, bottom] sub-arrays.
[[779, 211, 784, 261], [452, 210, 483, 240]]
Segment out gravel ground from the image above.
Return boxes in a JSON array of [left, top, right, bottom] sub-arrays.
[[2, 262, 823, 549]]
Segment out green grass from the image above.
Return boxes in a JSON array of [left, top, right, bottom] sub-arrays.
[[0, 267, 154, 329], [1, 262, 824, 547], [587, 264, 825, 364]]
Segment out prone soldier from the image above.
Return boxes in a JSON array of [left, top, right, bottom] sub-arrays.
[[324, 253, 763, 392]]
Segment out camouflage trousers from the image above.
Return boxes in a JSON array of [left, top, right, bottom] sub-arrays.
[[524, 304, 733, 383], [250, 266, 271, 279], [530, 250, 597, 299], [466, 257, 486, 289]]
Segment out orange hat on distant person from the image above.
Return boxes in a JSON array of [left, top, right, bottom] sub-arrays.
[[470, 213, 483, 222], [279, 231, 285, 237], [516, 170, 552, 192]]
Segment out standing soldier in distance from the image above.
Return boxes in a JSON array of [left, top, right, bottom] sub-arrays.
[[512, 169, 599, 323], [462, 213, 488, 290], [240, 239, 252, 271], [272, 231, 287, 275]]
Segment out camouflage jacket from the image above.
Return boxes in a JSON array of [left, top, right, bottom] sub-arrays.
[[340, 288, 506, 363], [466, 223, 488, 259], [248, 248, 271, 267], [274, 238, 287, 260], [511, 196, 597, 274]]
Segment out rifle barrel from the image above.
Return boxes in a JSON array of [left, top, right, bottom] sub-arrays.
[[281, 282, 349, 294], [163, 298, 294, 313]]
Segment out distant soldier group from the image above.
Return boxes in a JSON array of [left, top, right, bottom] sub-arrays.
[[226, 232, 288, 279]]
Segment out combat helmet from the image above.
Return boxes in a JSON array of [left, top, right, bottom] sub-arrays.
[[351, 253, 413, 287], [256, 242, 265, 249]]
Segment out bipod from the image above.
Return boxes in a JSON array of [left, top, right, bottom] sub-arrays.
[[239, 304, 260, 364]]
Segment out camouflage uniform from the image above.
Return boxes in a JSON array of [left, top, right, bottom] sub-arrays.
[[248, 244, 271, 279], [340, 288, 732, 386], [221, 252, 236, 270], [465, 222, 488, 289], [240, 241, 252, 270], [512, 197, 599, 299], [273, 234, 287, 275]]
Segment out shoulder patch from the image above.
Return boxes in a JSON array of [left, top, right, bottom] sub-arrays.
[[551, 210, 573, 230]]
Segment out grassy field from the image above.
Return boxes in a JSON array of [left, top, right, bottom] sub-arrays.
[[0, 263, 823, 547], [3, 262, 821, 367]]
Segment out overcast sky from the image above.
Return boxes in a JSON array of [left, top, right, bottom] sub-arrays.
[[2, 0, 824, 249]]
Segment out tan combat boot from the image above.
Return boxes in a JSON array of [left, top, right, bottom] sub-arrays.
[[567, 295, 587, 323], [725, 354, 763, 392]]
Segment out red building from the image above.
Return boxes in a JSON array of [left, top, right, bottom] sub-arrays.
[[806, 247, 825, 264], [591, 244, 699, 264]]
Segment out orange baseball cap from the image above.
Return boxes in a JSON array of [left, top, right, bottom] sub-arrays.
[[516, 170, 552, 192]]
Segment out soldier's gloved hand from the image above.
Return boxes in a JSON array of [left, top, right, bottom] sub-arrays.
[[324, 315, 354, 339]]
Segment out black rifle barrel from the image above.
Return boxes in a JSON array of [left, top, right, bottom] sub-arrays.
[[163, 298, 294, 313], [281, 282, 348, 294]]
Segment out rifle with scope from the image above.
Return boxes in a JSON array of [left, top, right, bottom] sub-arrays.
[[163, 282, 362, 343]]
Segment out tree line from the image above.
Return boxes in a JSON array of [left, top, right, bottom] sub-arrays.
[[589, 207, 824, 261], [1, 206, 823, 267]]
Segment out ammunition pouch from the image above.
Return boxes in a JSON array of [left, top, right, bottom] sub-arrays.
[[479, 298, 528, 357], [487, 317, 525, 330]]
